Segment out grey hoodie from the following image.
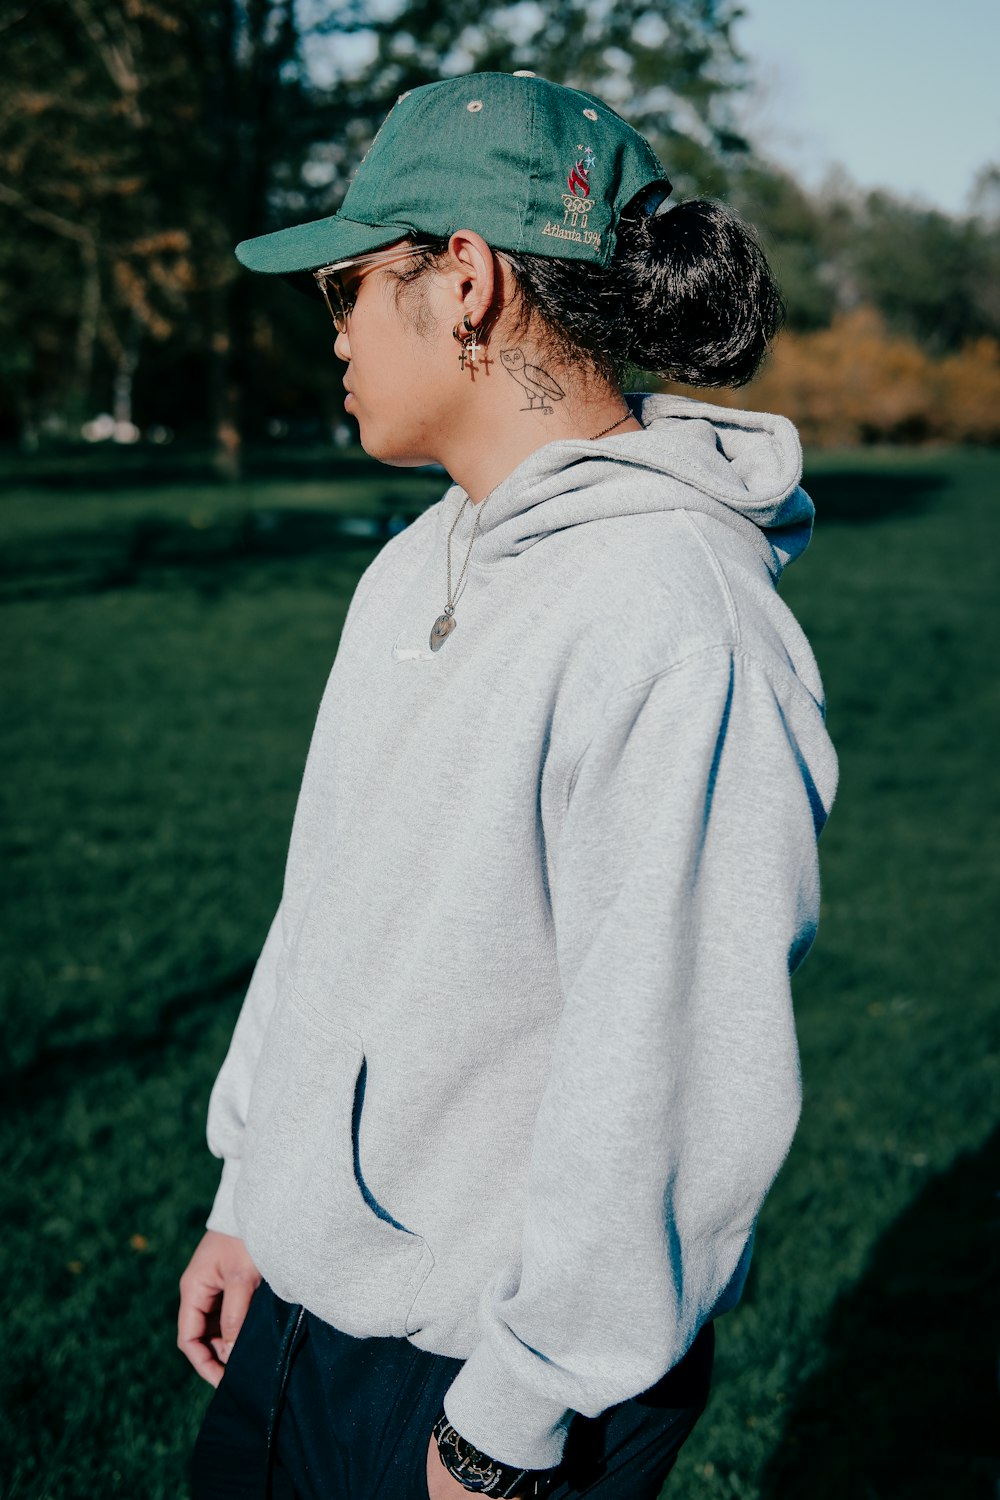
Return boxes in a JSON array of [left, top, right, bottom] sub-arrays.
[[205, 391, 839, 1472]]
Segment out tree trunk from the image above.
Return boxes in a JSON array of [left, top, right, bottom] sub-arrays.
[[209, 282, 242, 480], [73, 236, 101, 423], [112, 316, 140, 434]]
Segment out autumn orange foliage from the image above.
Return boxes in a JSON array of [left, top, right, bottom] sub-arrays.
[[661, 307, 1000, 446]]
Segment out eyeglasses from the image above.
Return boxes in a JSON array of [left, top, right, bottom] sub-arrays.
[[313, 241, 449, 333]]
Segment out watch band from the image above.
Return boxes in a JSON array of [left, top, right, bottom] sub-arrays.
[[432, 1410, 556, 1497]]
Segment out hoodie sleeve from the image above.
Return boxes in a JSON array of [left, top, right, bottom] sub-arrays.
[[204, 901, 287, 1236], [441, 644, 837, 1471]]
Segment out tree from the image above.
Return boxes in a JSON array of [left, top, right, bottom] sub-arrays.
[[727, 161, 839, 331], [845, 190, 1000, 355], [296, 0, 751, 204], [0, 0, 756, 456], [0, 0, 310, 469]]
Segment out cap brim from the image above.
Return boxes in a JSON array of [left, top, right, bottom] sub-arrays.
[[235, 212, 420, 276]]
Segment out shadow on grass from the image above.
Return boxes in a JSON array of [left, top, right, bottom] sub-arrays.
[[0, 506, 421, 602], [0, 445, 437, 489], [3, 468, 948, 605], [761, 1126, 1000, 1500], [0, 963, 252, 1117], [804, 470, 946, 524]]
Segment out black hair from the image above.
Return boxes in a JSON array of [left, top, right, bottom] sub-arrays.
[[387, 192, 785, 390]]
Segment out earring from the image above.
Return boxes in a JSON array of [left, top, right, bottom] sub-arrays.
[[452, 314, 489, 373], [452, 316, 477, 370]]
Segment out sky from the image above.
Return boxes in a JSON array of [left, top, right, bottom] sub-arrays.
[[307, 0, 998, 217], [732, 0, 999, 213]]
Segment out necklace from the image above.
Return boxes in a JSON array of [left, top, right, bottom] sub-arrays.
[[429, 407, 640, 653], [429, 494, 488, 650], [588, 410, 638, 441]]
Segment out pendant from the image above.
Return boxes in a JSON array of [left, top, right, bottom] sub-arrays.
[[429, 612, 456, 651]]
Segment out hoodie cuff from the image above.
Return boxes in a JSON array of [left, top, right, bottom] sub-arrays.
[[442, 1338, 574, 1471], [205, 1158, 243, 1238]]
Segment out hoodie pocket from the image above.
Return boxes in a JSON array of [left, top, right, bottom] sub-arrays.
[[236, 988, 433, 1339]]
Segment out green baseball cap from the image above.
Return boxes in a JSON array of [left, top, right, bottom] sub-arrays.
[[234, 70, 672, 277]]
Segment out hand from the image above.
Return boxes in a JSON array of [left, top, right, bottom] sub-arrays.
[[178, 1229, 262, 1387], [426, 1431, 526, 1499]]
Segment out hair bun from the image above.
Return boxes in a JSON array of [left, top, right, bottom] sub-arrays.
[[614, 196, 785, 387]]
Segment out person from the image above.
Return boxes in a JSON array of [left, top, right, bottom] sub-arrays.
[[178, 70, 839, 1500]]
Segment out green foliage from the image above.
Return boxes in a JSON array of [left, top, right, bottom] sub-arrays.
[[4, 3, 997, 447], [729, 163, 838, 330], [0, 0, 752, 446], [0, 0, 316, 450], [847, 190, 1000, 354], [1, 449, 997, 1496], [312, 0, 751, 194], [729, 160, 1000, 358]]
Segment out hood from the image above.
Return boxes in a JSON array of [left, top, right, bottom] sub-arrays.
[[446, 391, 814, 579]]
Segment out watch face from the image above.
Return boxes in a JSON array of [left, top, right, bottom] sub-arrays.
[[434, 1414, 531, 1495], [439, 1424, 499, 1487]]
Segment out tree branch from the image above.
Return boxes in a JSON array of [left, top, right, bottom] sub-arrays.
[[0, 177, 94, 243]]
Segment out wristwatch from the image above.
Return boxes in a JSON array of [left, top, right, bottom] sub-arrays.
[[432, 1410, 557, 1497]]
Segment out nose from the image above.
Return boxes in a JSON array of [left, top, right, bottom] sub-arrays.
[[334, 326, 351, 361]]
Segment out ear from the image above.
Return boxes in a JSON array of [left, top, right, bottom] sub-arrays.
[[443, 229, 505, 327]]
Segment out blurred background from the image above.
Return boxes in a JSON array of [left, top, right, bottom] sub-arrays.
[[2, 2, 997, 1497]]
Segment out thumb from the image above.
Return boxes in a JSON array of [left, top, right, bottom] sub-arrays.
[[218, 1275, 259, 1359]]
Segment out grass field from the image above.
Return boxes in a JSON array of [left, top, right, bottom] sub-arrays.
[[2, 444, 998, 1499]]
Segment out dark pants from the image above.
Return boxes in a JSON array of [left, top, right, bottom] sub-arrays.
[[192, 1282, 714, 1500]]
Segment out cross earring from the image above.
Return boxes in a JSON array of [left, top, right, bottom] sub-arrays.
[[452, 314, 490, 374]]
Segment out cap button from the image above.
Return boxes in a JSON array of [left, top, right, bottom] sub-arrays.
[[512, 70, 537, 77]]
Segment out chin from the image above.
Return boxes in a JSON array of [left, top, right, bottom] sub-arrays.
[[359, 432, 439, 470]]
